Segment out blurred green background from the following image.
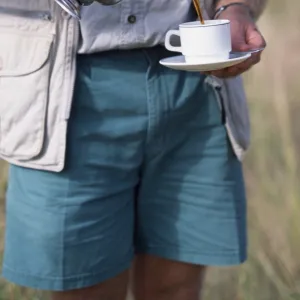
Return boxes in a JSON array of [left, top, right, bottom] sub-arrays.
[[1, 0, 300, 299]]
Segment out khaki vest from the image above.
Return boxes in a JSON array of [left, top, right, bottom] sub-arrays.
[[0, 0, 250, 172]]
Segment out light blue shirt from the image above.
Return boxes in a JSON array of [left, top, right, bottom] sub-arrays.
[[78, 0, 197, 53]]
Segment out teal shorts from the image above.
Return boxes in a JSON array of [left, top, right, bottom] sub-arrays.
[[2, 47, 247, 291]]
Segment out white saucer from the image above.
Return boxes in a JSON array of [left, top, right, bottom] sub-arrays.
[[159, 53, 251, 72]]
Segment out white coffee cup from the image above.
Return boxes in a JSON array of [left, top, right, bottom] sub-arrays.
[[165, 20, 232, 63]]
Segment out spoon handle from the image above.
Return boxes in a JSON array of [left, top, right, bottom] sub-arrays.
[[192, 0, 205, 24], [231, 47, 265, 55]]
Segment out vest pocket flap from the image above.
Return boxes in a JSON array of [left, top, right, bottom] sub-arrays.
[[0, 29, 54, 160], [0, 30, 53, 77]]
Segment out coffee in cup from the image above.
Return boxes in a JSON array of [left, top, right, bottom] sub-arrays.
[[165, 20, 231, 63]]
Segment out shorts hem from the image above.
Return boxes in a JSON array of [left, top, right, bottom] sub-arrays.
[[2, 260, 132, 291], [136, 246, 247, 266]]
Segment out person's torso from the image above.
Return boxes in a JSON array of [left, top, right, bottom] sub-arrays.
[[0, 0, 250, 172], [78, 0, 197, 53]]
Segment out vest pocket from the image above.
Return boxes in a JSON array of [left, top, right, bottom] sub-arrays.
[[0, 29, 54, 160]]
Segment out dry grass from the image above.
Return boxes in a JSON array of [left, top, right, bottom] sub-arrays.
[[0, 1, 300, 299], [203, 1, 300, 299]]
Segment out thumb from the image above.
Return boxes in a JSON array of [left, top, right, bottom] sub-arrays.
[[230, 21, 253, 52], [245, 25, 266, 50], [239, 25, 266, 66]]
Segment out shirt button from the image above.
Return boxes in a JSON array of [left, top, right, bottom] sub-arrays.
[[127, 15, 136, 24]]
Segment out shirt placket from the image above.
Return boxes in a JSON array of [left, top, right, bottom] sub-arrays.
[[120, 0, 145, 48]]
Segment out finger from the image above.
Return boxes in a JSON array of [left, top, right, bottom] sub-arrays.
[[213, 61, 253, 78], [208, 69, 230, 78], [240, 51, 261, 67], [204, 43, 263, 79], [219, 64, 252, 77], [209, 52, 262, 78], [210, 67, 249, 78], [246, 26, 266, 49], [232, 25, 266, 54]]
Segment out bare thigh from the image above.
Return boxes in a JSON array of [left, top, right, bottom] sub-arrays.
[[132, 255, 206, 300], [52, 270, 129, 300]]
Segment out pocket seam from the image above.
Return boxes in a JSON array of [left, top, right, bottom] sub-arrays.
[[0, 30, 53, 77], [205, 75, 226, 125]]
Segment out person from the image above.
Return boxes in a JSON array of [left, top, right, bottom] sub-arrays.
[[0, 0, 267, 299]]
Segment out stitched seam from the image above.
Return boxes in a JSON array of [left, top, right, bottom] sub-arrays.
[[2, 260, 131, 281]]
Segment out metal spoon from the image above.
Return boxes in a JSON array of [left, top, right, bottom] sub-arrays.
[[231, 47, 265, 56]]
